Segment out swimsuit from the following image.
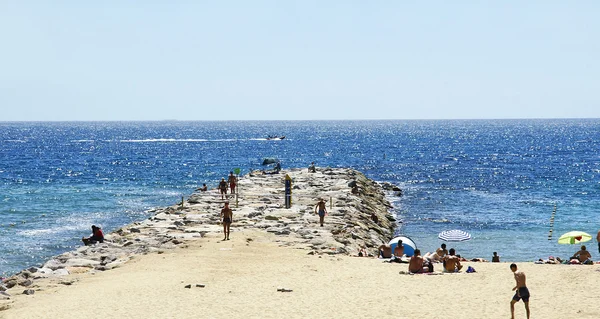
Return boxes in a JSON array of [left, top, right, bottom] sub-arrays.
[[512, 287, 530, 302], [318, 209, 325, 217], [223, 217, 232, 224]]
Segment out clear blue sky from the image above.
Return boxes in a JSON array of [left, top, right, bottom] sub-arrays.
[[1, 1, 598, 121]]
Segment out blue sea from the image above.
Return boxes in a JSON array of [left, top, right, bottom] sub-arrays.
[[1, 120, 599, 276]]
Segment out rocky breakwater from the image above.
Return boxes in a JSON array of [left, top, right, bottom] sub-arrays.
[[0, 167, 397, 305]]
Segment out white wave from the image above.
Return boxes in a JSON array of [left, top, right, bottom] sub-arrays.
[[17, 224, 83, 237], [71, 140, 95, 143], [119, 138, 210, 143]]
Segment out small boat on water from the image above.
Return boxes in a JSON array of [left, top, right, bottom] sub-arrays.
[[266, 135, 285, 140]]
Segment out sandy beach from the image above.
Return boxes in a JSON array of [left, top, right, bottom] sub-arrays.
[[2, 168, 600, 319]]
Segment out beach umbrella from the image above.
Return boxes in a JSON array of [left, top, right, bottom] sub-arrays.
[[438, 229, 472, 242], [389, 235, 417, 257], [557, 231, 592, 245]]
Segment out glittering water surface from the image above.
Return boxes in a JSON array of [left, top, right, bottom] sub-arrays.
[[1, 120, 599, 276]]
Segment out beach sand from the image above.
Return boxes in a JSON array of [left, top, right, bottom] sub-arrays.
[[2, 230, 600, 319], [2, 168, 600, 318]]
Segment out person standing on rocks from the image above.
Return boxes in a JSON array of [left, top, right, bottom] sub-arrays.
[[314, 198, 327, 227], [219, 178, 228, 200], [228, 171, 237, 194], [220, 202, 233, 240]]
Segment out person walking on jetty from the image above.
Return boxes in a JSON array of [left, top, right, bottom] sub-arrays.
[[218, 178, 228, 200], [220, 202, 233, 241], [314, 198, 327, 227], [510, 263, 530, 319], [228, 171, 237, 194]]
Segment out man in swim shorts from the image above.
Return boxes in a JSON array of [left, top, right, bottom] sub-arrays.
[[220, 202, 233, 241], [442, 248, 463, 272], [219, 178, 228, 199], [228, 171, 237, 194], [510, 263, 530, 319], [408, 249, 429, 273], [314, 198, 327, 227]]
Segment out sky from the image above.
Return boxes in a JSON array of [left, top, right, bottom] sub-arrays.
[[0, 1, 598, 121]]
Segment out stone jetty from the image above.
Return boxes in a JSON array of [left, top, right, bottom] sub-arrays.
[[0, 167, 397, 300]]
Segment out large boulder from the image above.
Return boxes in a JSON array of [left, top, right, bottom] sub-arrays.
[[262, 157, 279, 165]]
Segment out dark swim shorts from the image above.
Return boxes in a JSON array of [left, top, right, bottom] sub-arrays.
[[223, 217, 232, 224], [512, 287, 530, 302]]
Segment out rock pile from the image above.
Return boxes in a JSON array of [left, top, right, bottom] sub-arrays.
[[1, 167, 398, 299]]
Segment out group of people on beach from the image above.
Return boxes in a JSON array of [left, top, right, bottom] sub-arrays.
[[377, 242, 474, 273]]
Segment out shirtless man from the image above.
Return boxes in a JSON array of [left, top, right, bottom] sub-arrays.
[[314, 198, 327, 227], [218, 178, 228, 200], [409, 249, 429, 273], [443, 248, 463, 272], [510, 263, 530, 319], [572, 245, 592, 264], [228, 172, 237, 194], [390, 240, 406, 263], [394, 240, 404, 257], [377, 244, 392, 258], [220, 202, 233, 240]]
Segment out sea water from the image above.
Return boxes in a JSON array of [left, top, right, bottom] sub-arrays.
[[1, 120, 599, 276]]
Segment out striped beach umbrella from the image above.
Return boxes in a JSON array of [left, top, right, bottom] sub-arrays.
[[438, 229, 472, 242]]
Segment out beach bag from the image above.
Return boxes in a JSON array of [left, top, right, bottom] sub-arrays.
[[466, 266, 476, 273]]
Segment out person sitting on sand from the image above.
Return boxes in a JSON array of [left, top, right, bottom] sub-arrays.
[[220, 202, 233, 241], [409, 249, 430, 273], [443, 248, 463, 272], [378, 244, 392, 258], [351, 185, 359, 195], [196, 183, 208, 192], [492, 252, 500, 262], [357, 247, 370, 257], [571, 245, 593, 264], [308, 162, 316, 173], [219, 178, 228, 199], [82, 225, 104, 245], [390, 240, 408, 263]]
